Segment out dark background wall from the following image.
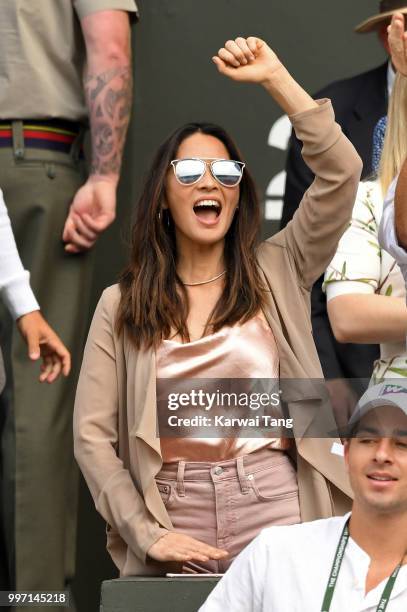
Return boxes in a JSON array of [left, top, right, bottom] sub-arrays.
[[73, 1, 386, 609]]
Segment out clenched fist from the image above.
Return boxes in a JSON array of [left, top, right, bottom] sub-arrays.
[[212, 37, 282, 84]]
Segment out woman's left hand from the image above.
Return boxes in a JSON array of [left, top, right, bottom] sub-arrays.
[[212, 37, 283, 84], [388, 13, 407, 76]]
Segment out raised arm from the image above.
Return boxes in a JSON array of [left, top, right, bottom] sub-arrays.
[[281, 130, 314, 228], [63, 8, 133, 253], [388, 13, 407, 250], [213, 37, 362, 289], [213, 37, 317, 115]]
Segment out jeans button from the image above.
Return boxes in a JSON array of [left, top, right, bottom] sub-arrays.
[[214, 466, 223, 475]]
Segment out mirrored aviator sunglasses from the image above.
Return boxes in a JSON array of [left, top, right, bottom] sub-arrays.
[[171, 158, 245, 187]]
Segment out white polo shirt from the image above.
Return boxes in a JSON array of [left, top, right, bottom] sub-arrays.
[[379, 177, 407, 288], [199, 514, 407, 612]]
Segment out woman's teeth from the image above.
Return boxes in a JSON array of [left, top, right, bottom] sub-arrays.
[[193, 200, 221, 220]]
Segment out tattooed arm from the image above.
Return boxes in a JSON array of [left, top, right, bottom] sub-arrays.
[[63, 9, 132, 253]]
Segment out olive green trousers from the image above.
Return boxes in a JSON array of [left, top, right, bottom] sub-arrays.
[[0, 128, 93, 612]]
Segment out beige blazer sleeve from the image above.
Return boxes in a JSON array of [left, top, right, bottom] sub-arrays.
[[73, 290, 168, 562], [281, 99, 363, 290]]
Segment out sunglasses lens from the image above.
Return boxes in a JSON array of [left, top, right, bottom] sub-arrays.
[[174, 159, 205, 184], [212, 160, 243, 186]]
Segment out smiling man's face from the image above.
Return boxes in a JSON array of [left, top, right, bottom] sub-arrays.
[[345, 405, 407, 515]]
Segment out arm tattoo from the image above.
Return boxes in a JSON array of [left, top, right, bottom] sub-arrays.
[[84, 65, 132, 176]]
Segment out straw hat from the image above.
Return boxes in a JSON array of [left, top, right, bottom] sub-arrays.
[[355, 0, 407, 33]]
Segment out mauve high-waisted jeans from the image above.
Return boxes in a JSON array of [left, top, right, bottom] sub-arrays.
[[155, 447, 300, 573]]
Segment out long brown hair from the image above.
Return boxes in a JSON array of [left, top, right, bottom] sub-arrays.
[[116, 122, 266, 349]]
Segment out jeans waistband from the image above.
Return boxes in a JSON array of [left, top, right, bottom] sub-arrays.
[[157, 447, 290, 485], [157, 448, 291, 496]]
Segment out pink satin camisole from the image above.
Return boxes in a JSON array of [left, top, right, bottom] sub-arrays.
[[156, 314, 283, 462]]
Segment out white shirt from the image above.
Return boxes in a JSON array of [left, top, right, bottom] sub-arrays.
[[0, 189, 39, 319], [378, 177, 407, 289], [324, 180, 406, 382], [199, 514, 407, 612]]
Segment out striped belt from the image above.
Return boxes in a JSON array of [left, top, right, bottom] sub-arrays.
[[0, 119, 83, 155]]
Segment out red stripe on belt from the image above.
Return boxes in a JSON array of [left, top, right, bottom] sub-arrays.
[[0, 129, 75, 143]]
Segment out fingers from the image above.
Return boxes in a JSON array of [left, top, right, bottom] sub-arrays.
[[225, 39, 248, 65], [212, 55, 229, 76], [246, 36, 260, 54], [389, 16, 404, 49], [62, 216, 71, 243], [71, 213, 98, 241], [388, 13, 407, 70], [390, 12, 405, 32], [173, 539, 228, 563], [217, 46, 240, 68], [234, 37, 256, 62], [148, 531, 228, 563], [39, 354, 61, 384], [171, 546, 228, 564], [27, 332, 41, 361], [39, 336, 71, 382], [16, 311, 71, 382], [39, 356, 53, 383], [63, 214, 96, 252], [172, 550, 209, 564], [218, 37, 259, 68], [182, 537, 228, 558], [81, 212, 114, 233]]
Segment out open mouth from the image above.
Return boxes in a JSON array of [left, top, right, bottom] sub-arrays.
[[193, 200, 221, 222]]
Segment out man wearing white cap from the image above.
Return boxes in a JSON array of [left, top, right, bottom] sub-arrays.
[[199, 382, 407, 611]]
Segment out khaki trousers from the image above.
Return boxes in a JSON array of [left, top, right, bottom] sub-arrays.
[[156, 447, 300, 573], [0, 127, 93, 612]]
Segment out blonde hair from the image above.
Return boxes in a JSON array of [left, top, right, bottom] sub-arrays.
[[379, 72, 407, 196]]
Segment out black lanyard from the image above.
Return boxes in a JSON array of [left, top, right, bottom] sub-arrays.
[[321, 520, 402, 611]]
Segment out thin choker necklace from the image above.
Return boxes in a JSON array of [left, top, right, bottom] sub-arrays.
[[182, 270, 226, 286]]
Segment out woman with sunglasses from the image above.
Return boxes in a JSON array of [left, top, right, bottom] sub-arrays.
[[74, 37, 362, 576]]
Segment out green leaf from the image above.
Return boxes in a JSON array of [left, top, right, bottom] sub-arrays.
[[367, 240, 380, 251], [341, 261, 346, 278], [385, 285, 393, 296], [387, 367, 407, 377]]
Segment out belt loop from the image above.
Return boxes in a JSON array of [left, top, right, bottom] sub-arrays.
[[70, 126, 85, 163], [237, 456, 249, 494], [176, 461, 186, 497], [12, 121, 25, 160]]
